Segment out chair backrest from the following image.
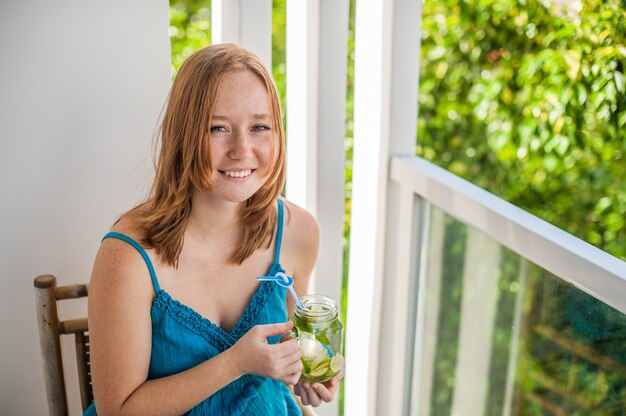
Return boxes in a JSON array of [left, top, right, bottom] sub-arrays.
[[34, 274, 92, 416]]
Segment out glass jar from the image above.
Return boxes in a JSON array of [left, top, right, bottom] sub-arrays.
[[291, 294, 344, 382]]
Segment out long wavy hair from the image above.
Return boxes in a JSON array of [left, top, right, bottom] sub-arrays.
[[127, 43, 286, 267]]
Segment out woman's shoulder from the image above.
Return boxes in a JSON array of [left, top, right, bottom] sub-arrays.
[[280, 198, 320, 255], [108, 212, 146, 238], [92, 213, 154, 286], [278, 199, 319, 283]]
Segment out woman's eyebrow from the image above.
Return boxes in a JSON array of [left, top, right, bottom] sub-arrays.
[[211, 114, 272, 121]]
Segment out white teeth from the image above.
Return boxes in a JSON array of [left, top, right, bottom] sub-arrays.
[[223, 170, 252, 178]]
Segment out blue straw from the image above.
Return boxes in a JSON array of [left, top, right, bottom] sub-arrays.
[[257, 272, 307, 310], [290, 286, 306, 309]]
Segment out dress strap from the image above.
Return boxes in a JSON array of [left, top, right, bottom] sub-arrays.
[[102, 231, 161, 292], [272, 199, 284, 267]]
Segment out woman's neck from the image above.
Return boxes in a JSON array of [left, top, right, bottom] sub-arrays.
[[186, 192, 244, 244]]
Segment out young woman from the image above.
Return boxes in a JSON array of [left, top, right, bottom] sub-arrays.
[[85, 44, 341, 415]]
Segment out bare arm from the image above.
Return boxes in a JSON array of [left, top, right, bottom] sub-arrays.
[[89, 238, 300, 416], [282, 200, 321, 317]]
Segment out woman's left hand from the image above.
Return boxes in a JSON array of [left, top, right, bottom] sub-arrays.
[[293, 371, 343, 407]]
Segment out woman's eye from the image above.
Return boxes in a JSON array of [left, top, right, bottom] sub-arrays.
[[210, 126, 228, 133], [253, 124, 271, 132]]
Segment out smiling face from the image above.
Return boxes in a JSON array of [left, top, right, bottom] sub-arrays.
[[206, 69, 277, 203]]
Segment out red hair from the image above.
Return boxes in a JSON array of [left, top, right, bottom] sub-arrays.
[[127, 44, 286, 267]]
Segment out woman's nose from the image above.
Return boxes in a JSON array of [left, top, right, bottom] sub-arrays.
[[228, 130, 253, 159]]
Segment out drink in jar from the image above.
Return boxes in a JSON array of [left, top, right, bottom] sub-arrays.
[[291, 294, 343, 382]]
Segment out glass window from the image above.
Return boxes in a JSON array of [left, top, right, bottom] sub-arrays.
[[418, 206, 626, 415]]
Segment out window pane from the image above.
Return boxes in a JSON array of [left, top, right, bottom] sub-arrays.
[[420, 206, 626, 415]]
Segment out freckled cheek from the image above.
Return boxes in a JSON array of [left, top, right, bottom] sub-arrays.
[[256, 139, 278, 175], [206, 139, 229, 168]]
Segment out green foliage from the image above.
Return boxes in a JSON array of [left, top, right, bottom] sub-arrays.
[[272, 0, 287, 117], [418, 0, 626, 260], [169, 0, 211, 77]]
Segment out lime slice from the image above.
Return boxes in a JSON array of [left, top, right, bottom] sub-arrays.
[[309, 364, 330, 378], [330, 353, 343, 374], [330, 353, 342, 373], [301, 358, 311, 374], [312, 357, 330, 369]]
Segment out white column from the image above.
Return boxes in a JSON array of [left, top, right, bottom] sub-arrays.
[[211, 0, 239, 45], [344, 0, 422, 414], [344, 0, 393, 410], [313, 0, 348, 308], [374, 182, 418, 415], [211, 0, 272, 68], [285, 0, 349, 318], [286, 0, 320, 212]]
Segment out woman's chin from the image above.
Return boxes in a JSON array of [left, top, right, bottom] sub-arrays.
[[217, 190, 258, 204]]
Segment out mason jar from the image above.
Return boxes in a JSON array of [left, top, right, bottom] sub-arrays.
[[291, 294, 343, 382]]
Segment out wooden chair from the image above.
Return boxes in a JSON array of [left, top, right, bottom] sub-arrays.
[[34, 274, 92, 416], [34, 274, 317, 416]]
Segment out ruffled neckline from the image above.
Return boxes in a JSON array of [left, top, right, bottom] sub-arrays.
[[152, 264, 285, 352]]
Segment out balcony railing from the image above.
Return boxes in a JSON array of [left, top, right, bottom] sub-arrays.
[[362, 155, 626, 415]]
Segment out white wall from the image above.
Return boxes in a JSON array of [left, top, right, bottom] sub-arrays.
[[0, 1, 171, 413]]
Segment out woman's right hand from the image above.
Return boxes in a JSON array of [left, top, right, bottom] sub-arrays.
[[230, 321, 303, 385]]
